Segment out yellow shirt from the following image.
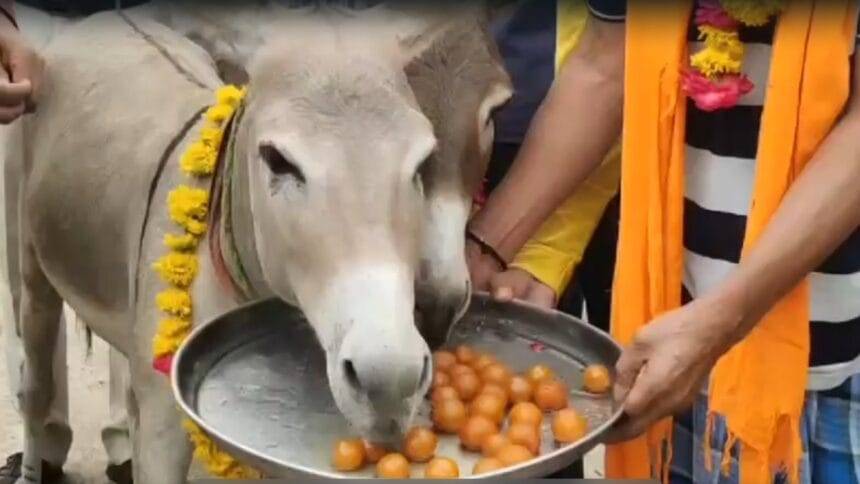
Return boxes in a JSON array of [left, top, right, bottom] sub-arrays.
[[510, 0, 621, 296]]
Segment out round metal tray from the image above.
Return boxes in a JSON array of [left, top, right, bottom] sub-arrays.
[[172, 294, 622, 479]]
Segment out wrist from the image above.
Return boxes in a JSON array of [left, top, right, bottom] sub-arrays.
[[697, 281, 753, 351], [466, 228, 508, 271]]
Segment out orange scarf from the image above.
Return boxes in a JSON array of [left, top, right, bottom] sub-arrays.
[[608, 1, 858, 482]]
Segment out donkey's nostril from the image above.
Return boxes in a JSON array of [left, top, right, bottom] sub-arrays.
[[343, 359, 362, 392]]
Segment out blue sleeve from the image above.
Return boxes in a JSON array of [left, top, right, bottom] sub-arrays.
[[586, 0, 626, 22]]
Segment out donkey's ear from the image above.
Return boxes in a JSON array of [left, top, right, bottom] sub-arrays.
[[182, 32, 250, 86], [367, 2, 490, 66]]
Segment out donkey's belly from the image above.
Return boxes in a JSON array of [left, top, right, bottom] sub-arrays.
[[25, 168, 139, 350]]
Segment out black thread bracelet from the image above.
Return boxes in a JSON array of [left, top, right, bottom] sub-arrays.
[[0, 5, 17, 30], [466, 229, 508, 271]]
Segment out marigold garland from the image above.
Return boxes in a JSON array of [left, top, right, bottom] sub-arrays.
[[684, 0, 784, 111], [150, 84, 260, 479]]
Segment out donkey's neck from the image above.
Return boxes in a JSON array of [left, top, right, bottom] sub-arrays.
[[210, 109, 282, 303]]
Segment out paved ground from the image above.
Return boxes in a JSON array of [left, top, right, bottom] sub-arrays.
[[1, 320, 112, 484]]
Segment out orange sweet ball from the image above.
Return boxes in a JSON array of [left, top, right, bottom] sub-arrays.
[[332, 439, 366, 472], [452, 371, 482, 402], [403, 426, 437, 463], [526, 364, 556, 386], [431, 386, 461, 405], [479, 383, 510, 406], [432, 370, 451, 389], [363, 440, 389, 464], [376, 453, 411, 479], [472, 353, 497, 371], [472, 457, 505, 475], [424, 457, 460, 479], [481, 363, 512, 387], [469, 393, 506, 424], [506, 423, 541, 455], [481, 433, 511, 458], [449, 364, 477, 378], [552, 408, 589, 443], [458, 415, 499, 452], [509, 402, 543, 428], [433, 398, 468, 434], [455, 345, 477, 365], [534, 379, 569, 412], [582, 364, 612, 394], [508, 376, 534, 404], [496, 444, 534, 467], [433, 351, 457, 373]]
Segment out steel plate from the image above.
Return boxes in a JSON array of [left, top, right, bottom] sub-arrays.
[[173, 294, 623, 479]]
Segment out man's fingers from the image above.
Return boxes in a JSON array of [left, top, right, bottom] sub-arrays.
[[604, 397, 677, 444], [489, 271, 528, 301], [613, 340, 647, 403], [493, 285, 514, 302], [525, 285, 556, 309], [8, 49, 43, 98], [0, 80, 31, 107], [0, 103, 26, 124]]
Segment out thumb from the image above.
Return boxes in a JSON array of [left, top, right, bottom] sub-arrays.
[[489, 270, 530, 302], [492, 285, 513, 302]]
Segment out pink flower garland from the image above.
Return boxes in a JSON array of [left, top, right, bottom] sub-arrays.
[[683, 0, 759, 111]]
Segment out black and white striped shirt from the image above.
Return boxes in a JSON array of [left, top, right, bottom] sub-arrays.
[[587, 0, 860, 391], [682, 18, 860, 391]]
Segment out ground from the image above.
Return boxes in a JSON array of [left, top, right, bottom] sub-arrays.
[[0, 321, 112, 484]]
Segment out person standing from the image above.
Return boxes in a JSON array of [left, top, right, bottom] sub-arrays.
[[469, 0, 860, 482]]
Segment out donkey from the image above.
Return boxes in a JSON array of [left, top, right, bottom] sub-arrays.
[[7, 6, 513, 482]]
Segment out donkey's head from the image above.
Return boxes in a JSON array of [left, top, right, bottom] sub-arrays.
[[234, 25, 437, 439]]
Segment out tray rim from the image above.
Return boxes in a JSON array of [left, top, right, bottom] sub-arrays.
[[171, 292, 625, 479]]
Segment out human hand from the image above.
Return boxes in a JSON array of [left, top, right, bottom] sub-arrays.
[[0, 14, 43, 123], [605, 295, 742, 443], [488, 268, 556, 309]]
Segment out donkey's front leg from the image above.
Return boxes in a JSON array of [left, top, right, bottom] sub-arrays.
[[128, 350, 193, 484]]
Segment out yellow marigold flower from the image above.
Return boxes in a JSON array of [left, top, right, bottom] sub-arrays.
[[205, 104, 235, 125], [153, 252, 198, 288], [720, 0, 784, 27], [168, 186, 209, 236], [200, 127, 224, 148], [164, 233, 199, 251], [183, 420, 262, 479], [691, 47, 743, 78], [216, 85, 246, 109], [180, 140, 217, 176], [691, 27, 744, 77], [156, 288, 192, 318], [152, 318, 192, 357]]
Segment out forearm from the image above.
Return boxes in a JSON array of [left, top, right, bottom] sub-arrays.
[[470, 20, 624, 260], [712, 112, 860, 342], [0, 0, 14, 26]]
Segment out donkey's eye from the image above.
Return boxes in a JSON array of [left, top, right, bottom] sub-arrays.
[[413, 155, 432, 190], [259, 143, 306, 184]]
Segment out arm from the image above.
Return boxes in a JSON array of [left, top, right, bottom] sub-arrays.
[[610, 53, 860, 441], [0, 0, 44, 123], [492, 147, 620, 307], [469, 17, 625, 261]]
